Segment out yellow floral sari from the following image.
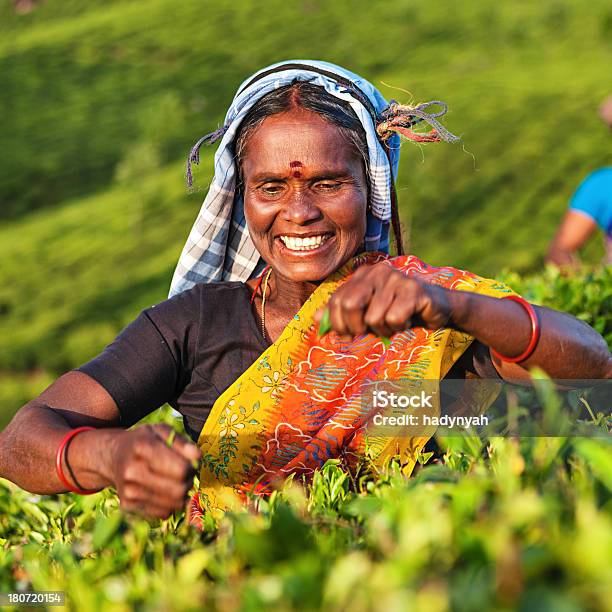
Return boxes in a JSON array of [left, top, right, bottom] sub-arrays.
[[188, 252, 514, 527]]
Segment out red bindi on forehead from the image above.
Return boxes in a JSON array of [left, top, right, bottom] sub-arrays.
[[289, 160, 303, 178]]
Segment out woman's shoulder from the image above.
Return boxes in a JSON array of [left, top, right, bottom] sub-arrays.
[[131, 281, 254, 368], [146, 281, 251, 321], [580, 167, 612, 187], [381, 254, 474, 282], [157, 280, 249, 305], [357, 252, 482, 283], [382, 254, 514, 298]]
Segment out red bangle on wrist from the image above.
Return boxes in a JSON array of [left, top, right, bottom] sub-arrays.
[[490, 295, 541, 364], [55, 426, 102, 495]]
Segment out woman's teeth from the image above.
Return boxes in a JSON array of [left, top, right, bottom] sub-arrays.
[[279, 235, 330, 251]]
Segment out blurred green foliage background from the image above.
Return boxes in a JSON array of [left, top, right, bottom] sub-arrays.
[[1, 0, 611, 426]]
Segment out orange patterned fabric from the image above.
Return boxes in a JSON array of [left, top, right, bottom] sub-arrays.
[[188, 253, 514, 528]]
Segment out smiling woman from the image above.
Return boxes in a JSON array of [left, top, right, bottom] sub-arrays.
[[242, 106, 368, 285], [0, 60, 610, 528]]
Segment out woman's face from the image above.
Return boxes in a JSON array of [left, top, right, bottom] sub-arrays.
[[242, 107, 368, 283]]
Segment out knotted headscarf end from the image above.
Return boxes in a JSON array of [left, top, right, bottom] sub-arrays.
[[186, 125, 228, 188], [376, 100, 460, 144]]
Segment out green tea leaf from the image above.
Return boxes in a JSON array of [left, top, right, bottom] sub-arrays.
[[165, 430, 176, 448], [92, 513, 122, 551], [318, 308, 332, 336], [318, 308, 392, 346]]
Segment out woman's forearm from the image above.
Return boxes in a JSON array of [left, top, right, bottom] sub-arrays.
[[0, 399, 201, 520], [0, 369, 198, 521], [0, 402, 118, 494], [449, 290, 612, 379]]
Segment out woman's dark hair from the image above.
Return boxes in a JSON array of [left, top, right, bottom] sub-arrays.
[[234, 79, 404, 254]]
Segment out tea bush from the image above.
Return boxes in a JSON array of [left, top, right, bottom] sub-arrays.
[[0, 403, 610, 611], [498, 266, 612, 348]]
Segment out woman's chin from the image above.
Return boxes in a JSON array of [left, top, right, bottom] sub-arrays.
[[274, 263, 334, 283]]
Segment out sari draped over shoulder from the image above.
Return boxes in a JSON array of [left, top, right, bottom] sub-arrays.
[[188, 253, 515, 528]]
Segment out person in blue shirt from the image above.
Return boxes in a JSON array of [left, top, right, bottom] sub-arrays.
[[547, 97, 612, 268]]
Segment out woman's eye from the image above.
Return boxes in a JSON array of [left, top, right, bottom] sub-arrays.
[[260, 184, 284, 195], [316, 182, 342, 191]]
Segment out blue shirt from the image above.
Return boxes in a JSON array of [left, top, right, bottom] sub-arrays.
[[569, 168, 612, 237]]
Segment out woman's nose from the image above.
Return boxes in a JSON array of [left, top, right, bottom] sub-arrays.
[[281, 191, 323, 225]]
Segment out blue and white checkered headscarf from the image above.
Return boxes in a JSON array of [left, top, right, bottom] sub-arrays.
[[169, 60, 458, 297]]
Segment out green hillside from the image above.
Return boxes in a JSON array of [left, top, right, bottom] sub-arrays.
[[0, 158, 204, 422], [1, 0, 611, 222]]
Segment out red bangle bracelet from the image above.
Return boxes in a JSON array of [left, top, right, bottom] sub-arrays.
[[490, 295, 541, 364], [55, 426, 102, 495]]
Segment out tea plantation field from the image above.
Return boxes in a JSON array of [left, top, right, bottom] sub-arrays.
[[1, 404, 611, 611]]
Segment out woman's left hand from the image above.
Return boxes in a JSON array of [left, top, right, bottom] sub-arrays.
[[315, 262, 454, 339]]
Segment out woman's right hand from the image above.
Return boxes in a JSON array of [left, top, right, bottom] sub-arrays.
[[109, 423, 201, 520]]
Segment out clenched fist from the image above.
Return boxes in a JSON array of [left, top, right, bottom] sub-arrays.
[[315, 261, 454, 339], [109, 423, 201, 520]]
